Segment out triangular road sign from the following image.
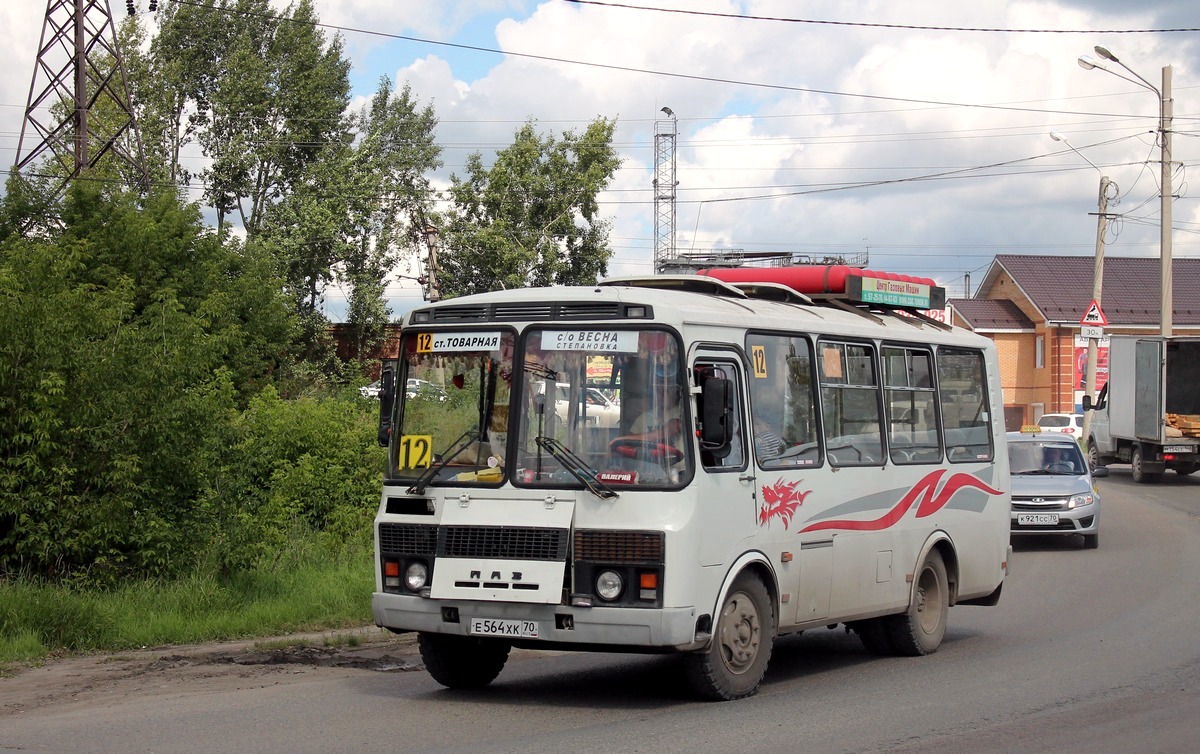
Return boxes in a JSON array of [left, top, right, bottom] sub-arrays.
[[1080, 299, 1108, 326]]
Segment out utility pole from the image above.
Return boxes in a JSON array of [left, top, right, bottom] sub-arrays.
[[422, 225, 442, 303], [1159, 65, 1173, 337], [1081, 175, 1114, 445], [14, 0, 149, 197]]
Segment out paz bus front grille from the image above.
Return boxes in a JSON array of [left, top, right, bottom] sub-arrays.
[[574, 530, 665, 563], [378, 523, 568, 561]]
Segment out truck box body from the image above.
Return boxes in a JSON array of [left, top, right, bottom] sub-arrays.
[[1089, 335, 1200, 481]]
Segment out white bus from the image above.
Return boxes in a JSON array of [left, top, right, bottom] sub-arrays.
[[371, 266, 1011, 700]]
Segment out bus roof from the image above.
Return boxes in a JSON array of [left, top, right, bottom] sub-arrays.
[[406, 275, 986, 350]]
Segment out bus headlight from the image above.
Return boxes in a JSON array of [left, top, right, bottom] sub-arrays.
[[595, 570, 624, 601], [1068, 493, 1094, 509], [405, 562, 428, 591]]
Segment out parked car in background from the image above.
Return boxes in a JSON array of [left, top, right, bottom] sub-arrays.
[[359, 380, 381, 400], [554, 383, 621, 428], [1007, 429, 1108, 549], [407, 378, 448, 402], [1037, 413, 1084, 436]]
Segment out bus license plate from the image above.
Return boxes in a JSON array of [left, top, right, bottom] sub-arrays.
[[469, 618, 539, 638], [1018, 513, 1059, 526]]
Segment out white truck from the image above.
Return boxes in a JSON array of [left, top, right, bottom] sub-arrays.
[[1085, 335, 1200, 483]]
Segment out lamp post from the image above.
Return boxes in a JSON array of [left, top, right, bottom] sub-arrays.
[[1050, 131, 1117, 442], [1078, 45, 1173, 336]]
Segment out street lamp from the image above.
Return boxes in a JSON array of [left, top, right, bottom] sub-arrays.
[[1050, 130, 1118, 440], [1078, 45, 1173, 336]]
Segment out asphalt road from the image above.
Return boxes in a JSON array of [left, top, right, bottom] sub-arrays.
[[3, 466, 1198, 754]]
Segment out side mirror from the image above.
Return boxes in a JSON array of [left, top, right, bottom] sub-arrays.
[[377, 363, 396, 447], [1082, 394, 1094, 411], [1091, 465, 1109, 478], [699, 376, 733, 458]]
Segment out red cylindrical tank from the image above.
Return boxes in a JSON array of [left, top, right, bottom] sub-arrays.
[[697, 266, 937, 295], [698, 265, 857, 294]]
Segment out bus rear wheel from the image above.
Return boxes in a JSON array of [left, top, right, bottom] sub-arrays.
[[885, 550, 949, 656], [685, 571, 775, 701], [418, 633, 510, 689]]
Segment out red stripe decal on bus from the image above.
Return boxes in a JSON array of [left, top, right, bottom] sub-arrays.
[[798, 470, 1003, 533]]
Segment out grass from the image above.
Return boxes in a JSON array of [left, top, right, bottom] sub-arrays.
[[0, 546, 375, 667]]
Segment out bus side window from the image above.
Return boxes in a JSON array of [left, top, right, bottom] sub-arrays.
[[746, 333, 820, 469], [938, 347, 993, 463], [696, 361, 747, 471], [883, 346, 942, 464], [819, 341, 883, 466]]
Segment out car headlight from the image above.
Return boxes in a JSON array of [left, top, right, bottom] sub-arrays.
[[405, 562, 428, 591], [596, 570, 624, 601], [1068, 493, 1095, 509]]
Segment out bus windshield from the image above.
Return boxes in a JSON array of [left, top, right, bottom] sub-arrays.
[[514, 328, 691, 490], [391, 330, 514, 485]]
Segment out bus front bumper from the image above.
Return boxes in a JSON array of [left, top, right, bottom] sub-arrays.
[[373, 592, 702, 650]]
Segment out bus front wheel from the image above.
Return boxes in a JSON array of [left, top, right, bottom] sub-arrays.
[[418, 633, 510, 689], [886, 549, 948, 656], [685, 571, 775, 701]]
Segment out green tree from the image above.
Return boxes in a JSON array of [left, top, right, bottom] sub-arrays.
[[0, 183, 294, 584], [254, 77, 441, 364], [341, 77, 441, 359], [138, 0, 352, 235], [124, 6, 223, 187], [439, 117, 621, 298]]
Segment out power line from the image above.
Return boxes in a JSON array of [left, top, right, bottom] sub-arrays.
[[560, 1, 1200, 34], [167, 0, 1173, 120]]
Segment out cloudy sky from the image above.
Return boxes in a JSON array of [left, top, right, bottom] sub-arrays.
[[2, 0, 1197, 320]]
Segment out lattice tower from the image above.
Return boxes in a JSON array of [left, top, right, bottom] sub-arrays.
[[14, 0, 149, 197], [652, 107, 678, 274]]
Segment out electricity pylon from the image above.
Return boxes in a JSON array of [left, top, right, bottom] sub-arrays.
[[14, 0, 149, 197]]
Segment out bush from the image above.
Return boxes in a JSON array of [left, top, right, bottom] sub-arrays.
[[199, 388, 384, 573], [0, 185, 295, 585]]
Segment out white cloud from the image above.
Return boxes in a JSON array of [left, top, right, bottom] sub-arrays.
[[3, 0, 1195, 316]]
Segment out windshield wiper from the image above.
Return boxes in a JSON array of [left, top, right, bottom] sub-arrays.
[[407, 427, 481, 496], [534, 436, 618, 499]]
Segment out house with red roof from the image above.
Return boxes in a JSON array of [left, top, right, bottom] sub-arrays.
[[948, 254, 1200, 431]]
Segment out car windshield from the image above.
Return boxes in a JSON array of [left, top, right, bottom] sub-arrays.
[[515, 328, 691, 490], [1009, 440, 1086, 475], [390, 330, 515, 485]]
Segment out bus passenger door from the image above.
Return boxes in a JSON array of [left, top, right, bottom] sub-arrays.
[[693, 356, 756, 567]]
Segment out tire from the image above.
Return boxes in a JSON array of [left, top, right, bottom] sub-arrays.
[[851, 618, 895, 656], [1175, 465, 1198, 477], [1082, 533, 1099, 549], [1087, 439, 1101, 471], [885, 550, 949, 656], [684, 571, 775, 701], [418, 633, 510, 689], [1130, 445, 1162, 484]]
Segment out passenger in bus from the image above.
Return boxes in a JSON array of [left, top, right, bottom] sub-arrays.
[[753, 416, 786, 459]]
